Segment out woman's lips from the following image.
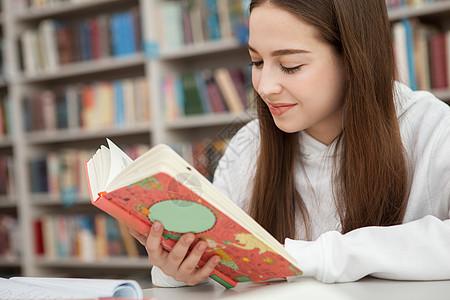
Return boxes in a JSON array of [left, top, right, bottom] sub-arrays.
[[267, 102, 297, 116]]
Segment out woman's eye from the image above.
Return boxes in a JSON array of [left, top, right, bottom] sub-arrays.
[[281, 65, 303, 74], [249, 61, 263, 68]]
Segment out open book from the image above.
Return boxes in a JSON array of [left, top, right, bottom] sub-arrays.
[[85, 139, 302, 288], [0, 277, 142, 299]]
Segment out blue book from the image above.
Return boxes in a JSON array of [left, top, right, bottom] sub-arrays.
[[174, 75, 185, 116], [123, 12, 137, 55], [194, 71, 212, 114], [110, 13, 122, 56], [79, 20, 91, 61], [77, 215, 94, 236], [113, 81, 125, 126], [205, 0, 221, 40], [402, 19, 417, 91], [55, 91, 68, 129], [119, 13, 127, 56]]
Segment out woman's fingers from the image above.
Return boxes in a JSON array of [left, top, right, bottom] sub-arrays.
[[188, 255, 222, 286], [145, 221, 168, 266], [164, 233, 196, 276], [129, 221, 221, 285], [177, 240, 207, 274], [179, 241, 221, 285]]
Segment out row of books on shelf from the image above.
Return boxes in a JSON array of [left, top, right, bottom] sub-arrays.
[[393, 19, 450, 91], [12, 0, 96, 13], [0, 156, 15, 197], [28, 143, 150, 204], [0, 95, 12, 139], [28, 138, 229, 202], [23, 76, 150, 133], [171, 138, 229, 181], [386, 0, 447, 9], [158, 0, 250, 49], [0, 215, 20, 260], [34, 213, 147, 261], [164, 67, 253, 120], [20, 7, 141, 76]]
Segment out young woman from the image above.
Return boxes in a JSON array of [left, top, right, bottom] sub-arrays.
[[131, 0, 450, 287]]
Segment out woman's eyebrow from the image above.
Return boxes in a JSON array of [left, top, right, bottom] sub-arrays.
[[271, 49, 311, 56], [248, 44, 310, 56]]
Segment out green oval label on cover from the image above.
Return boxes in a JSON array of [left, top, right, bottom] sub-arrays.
[[148, 200, 216, 233]]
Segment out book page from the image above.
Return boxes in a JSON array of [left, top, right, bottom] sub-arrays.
[[106, 138, 133, 188], [9, 277, 143, 299], [0, 277, 87, 299]]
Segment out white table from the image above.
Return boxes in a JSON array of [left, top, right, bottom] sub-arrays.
[[143, 277, 450, 300]]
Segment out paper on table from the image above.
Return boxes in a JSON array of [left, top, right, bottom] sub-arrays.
[[0, 277, 143, 299], [0, 278, 87, 299]]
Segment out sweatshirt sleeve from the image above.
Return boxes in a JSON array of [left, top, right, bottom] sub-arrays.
[[151, 266, 210, 288], [285, 216, 450, 283], [285, 111, 450, 284]]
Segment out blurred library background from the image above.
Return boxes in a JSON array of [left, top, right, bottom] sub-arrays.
[[0, 0, 449, 287]]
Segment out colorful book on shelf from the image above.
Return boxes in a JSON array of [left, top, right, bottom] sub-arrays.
[[429, 32, 448, 90], [85, 139, 302, 288]]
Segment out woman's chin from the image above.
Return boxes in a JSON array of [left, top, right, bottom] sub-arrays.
[[274, 121, 303, 133]]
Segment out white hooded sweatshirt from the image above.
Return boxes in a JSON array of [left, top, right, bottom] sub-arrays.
[[151, 82, 450, 286]]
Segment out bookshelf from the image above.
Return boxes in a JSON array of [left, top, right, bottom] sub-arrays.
[[0, 0, 253, 283], [0, 0, 448, 283], [389, 1, 450, 99]]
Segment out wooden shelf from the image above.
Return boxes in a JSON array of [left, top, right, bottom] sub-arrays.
[[388, 0, 450, 21], [14, 0, 137, 22], [0, 258, 21, 267], [19, 53, 146, 83], [35, 257, 151, 269], [0, 196, 17, 208], [160, 39, 246, 60], [166, 111, 256, 130], [30, 193, 90, 207], [0, 77, 8, 88], [0, 137, 13, 148], [25, 124, 152, 144]]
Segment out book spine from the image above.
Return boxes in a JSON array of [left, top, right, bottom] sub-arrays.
[[393, 21, 410, 86], [214, 68, 244, 113], [403, 19, 418, 90], [429, 33, 448, 90]]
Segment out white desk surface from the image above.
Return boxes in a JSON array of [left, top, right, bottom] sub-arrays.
[[143, 277, 450, 300]]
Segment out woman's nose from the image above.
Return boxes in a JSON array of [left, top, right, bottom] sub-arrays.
[[257, 68, 282, 97]]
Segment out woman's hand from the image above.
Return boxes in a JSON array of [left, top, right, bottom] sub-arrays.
[[129, 221, 221, 286]]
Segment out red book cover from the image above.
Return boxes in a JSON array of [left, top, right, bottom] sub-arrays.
[[85, 143, 302, 288], [90, 18, 101, 60], [429, 33, 448, 90], [203, 70, 228, 113], [34, 219, 44, 256]]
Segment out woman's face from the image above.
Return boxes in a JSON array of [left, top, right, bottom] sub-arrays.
[[249, 3, 346, 145]]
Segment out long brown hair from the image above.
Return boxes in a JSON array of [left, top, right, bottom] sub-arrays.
[[249, 0, 408, 242]]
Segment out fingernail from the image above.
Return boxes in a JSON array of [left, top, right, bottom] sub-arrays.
[[185, 235, 194, 243], [213, 257, 221, 264], [153, 222, 161, 232], [197, 243, 206, 251]]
